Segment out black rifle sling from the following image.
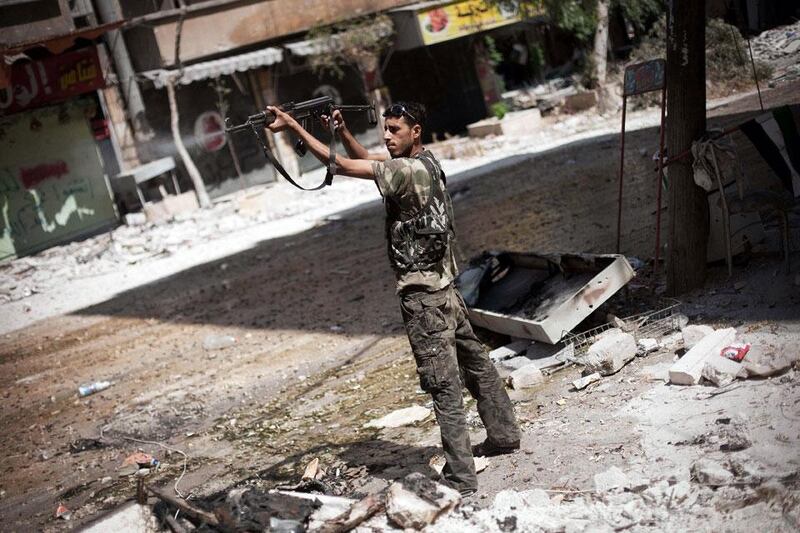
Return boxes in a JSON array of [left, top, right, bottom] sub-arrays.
[[249, 122, 333, 191]]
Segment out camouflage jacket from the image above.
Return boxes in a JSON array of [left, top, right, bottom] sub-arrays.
[[372, 150, 457, 292]]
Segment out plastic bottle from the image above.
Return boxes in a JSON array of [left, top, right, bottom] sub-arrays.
[[202, 334, 236, 350], [78, 381, 112, 397]]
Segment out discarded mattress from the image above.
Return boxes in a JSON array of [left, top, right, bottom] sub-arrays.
[[455, 251, 635, 344]]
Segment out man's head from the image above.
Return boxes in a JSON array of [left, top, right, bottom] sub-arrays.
[[382, 102, 426, 158]]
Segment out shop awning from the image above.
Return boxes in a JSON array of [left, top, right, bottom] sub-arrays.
[[141, 46, 283, 88], [1, 20, 124, 89], [283, 20, 394, 56]]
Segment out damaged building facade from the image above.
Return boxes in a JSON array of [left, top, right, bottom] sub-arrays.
[[2, 0, 796, 261]]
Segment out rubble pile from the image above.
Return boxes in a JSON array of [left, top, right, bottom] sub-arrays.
[[750, 20, 800, 84], [433, 463, 799, 532], [0, 198, 264, 303]]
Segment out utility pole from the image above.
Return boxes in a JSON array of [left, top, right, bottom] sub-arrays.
[[666, 0, 708, 294]]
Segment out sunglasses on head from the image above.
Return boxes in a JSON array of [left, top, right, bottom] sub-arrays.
[[382, 104, 417, 124]]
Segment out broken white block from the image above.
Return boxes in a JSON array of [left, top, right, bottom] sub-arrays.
[[474, 456, 490, 473], [701, 357, 743, 387], [489, 340, 531, 363], [593, 466, 629, 493], [572, 372, 602, 391], [508, 364, 544, 389], [681, 325, 715, 349], [364, 405, 431, 429], [637, 338, 659, 355], [691, 459, 733, 486], [385, 473, 460, 529], [669, 328, 736, 385], [81, 503, 159, 533], [583, 329, 637, 376]]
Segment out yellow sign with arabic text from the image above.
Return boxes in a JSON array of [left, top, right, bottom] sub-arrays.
[[417, 0, 530, 45]]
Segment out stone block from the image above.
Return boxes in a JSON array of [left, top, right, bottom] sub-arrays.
[[564, 90, 598, 113]]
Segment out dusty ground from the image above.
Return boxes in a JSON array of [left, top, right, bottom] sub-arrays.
[[1, 82, 798, 531]]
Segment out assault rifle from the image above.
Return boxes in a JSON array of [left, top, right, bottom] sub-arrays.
[[225, 96, 378, 191]]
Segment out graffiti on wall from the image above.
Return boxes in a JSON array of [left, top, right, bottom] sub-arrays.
[[0, 101, 116, 260]]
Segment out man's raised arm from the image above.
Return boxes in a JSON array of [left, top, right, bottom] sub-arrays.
[[266, 106, 375, 180], [323, 110, 388, 162]]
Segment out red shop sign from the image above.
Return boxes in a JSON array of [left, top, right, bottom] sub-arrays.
[[0, 47, 106, 116]]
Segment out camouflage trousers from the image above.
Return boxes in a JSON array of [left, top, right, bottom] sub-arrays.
[[399, 283, 520, 492]]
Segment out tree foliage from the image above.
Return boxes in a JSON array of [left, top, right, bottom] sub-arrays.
[[304, 14, 394, 79], [513, 0, 664, 43]]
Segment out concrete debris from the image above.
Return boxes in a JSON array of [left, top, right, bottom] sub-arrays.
[[719, 417, 752, 452], [701, 361, 737, 387], [751, 20, 800, 83], [488, 340, 531, 363], [637, 338, 659, 356], [385, 473, 460, 530], [0, 195, 272, 304], [364, 405, 431, 429], [691, 459, 734, 486], [593, 466, 629, 493], [508, 363, 545, 389], [669, 327, 736, 385], [572, 372, 602, 391], [681, 325, 715, 349], [583, 329, 637, 376], [742, 344, 799, 377], [81, 503, 160, 533]]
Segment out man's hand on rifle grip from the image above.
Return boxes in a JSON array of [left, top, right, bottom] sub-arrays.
[[320, 109, 345, 133], [265, 106, 296, 133]]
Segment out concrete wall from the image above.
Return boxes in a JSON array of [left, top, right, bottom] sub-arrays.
[[0, 99, 118, 260]]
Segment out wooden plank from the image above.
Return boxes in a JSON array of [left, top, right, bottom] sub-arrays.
[[669, 328, 736, 385]]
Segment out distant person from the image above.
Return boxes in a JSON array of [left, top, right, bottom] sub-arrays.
[[266, 101, 520, 496]]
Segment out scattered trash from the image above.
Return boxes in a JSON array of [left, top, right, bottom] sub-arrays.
[[55, 503, 71, 520], [202, 334, 236, 351], [122, 452, 159, 469], [78, 380, 112, 397], [364, 405, 431, 429], [721, 343, 751, 362], [572, 372, 602, 391], [329, 325, 344, 333]]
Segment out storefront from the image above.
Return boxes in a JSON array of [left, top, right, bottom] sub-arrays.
[[385, 0, 544, 138], [0, 46, 119, 260]]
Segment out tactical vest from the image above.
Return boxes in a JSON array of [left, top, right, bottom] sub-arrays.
[[385, 150, 455, 274]]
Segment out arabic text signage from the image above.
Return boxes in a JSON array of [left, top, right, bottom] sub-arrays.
[[0, 47, 105, 116], [417, 0, 529, 45]]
